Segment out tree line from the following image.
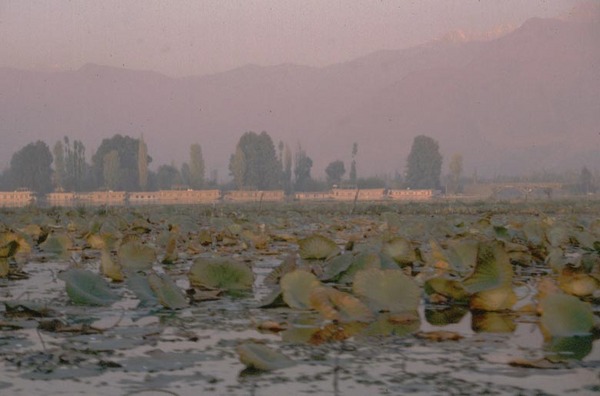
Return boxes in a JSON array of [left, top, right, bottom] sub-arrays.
[[0, 132, 458, 195], [5, 130, 592, 196]]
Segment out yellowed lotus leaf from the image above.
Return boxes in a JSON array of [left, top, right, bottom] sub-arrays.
[[281, 270, 321, 309], [472, 312, 516, 333], [0, 258, 8, 278], [469, 286, 517, 311], [162, 233, 178, 264], [117, 240, 156, 271], [558, 269, 599, 297], [424, 278, 469, 302], [189, 258, 253, 291], [353, 268, 420, 313], [298, 234, 339, 260], [147, 272, 188, 310], [100, 250, 124, 282], [309, 322, 367, 345], [309, 286, 373, 323]]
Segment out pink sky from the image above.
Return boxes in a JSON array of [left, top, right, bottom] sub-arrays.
[[0, 0, 581, 77]]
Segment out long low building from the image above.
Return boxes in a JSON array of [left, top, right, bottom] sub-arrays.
[[0, 190, 36, 207], [223, 190, 285, 202], [296, 188, 437, 201]]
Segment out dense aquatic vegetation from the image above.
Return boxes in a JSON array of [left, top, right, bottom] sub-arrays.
[[0, 200, 598, 394]]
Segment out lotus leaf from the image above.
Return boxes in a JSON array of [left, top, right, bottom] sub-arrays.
[[147, 272, 188, 309], [424, 306, 468, 326], [309, 321, 367, 345], [337, 252, 396, 284], [353, 268, 420, 313], [189, 257, 253, 291], [360, 312, 420, 337], [546, 224, 569, 248], [381, 236, 416, 265], [40, 233, 72, 260], [544, 335, 594, 361], [471, 312, 516, 333], [309, 286, 373, 323], [280, 270, 321, 309], [264, 254, 297, 286], [320, 253, 353, 282], [117, 240, 156, 271], [258, 287, 286, 308], [540, 294, 594, 338], [424, 278, 469, 303], [463, 242, 513, 294], [0, 258, 8, 278], [100, 250, 124, 282], [237, 342, 294, 371], [61, 268, 119, 306], [161, 233, 178, 264], [445, 239, 480, 276], [558, 268, 599, 297], [126, 273, 159, 307], [298, 234, 339, 260], [522, 220, 546, 246], [469, 286, 517, 311]]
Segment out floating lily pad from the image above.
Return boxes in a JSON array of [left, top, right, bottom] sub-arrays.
[[100, 250, 123, 282], [298, 234, 339, 260], [189, 257, 254, 291], [117, 240, 156, 271], [353, 268, 420, 313], [125, 273, 159, 307], [463, 242, 513, 294], [237, 342, 295, 371], [540, 294, 594, 338], [280, 270, 321, 309], [309, 286, 373, 323], [147, 272, 188, 309], [381, 236, 416, 265], [60, 269, 119, 306]]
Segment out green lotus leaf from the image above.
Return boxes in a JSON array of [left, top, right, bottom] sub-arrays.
[[381, 236, 416, 265], [463, 242, 513, 294], [424, 306, 468, 326], [280, 270, 321, 309], [117, 240, 156, 271], [298, 234, 339, 260], [237, 342, 295, 371], [40, 233, 72, 260], [522, 220, 545, 246], [353, 268, 420, 313], [337, 252, 394, 284], [544, 335, 594, 362], [445, 239, 480, 276], [546, 224, 570, 248], [189, 257, 254, 291], [61, 268, 119, 306], [264, 254, 297, 286], [126, 273, 159, 307], [309, 286, 373, 323], [147, 272, 188, 309], [424, 277, 469, 303], [320, 253, 354, 282], [540, 294, 594, 338]]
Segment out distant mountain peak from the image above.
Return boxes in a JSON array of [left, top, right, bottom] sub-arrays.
[[439, 23, 516, 43], [560, 1, 600, 22]]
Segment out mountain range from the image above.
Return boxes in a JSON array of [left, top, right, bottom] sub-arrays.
[[1, 3, 598, 180]]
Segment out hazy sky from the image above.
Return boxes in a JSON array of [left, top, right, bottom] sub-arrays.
[[0, 0, 581, 77]]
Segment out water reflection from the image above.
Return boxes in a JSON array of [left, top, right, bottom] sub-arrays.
[[471, 312, 516, 333]]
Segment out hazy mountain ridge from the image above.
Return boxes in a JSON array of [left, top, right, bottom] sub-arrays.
[[0, 5, 598, 179]]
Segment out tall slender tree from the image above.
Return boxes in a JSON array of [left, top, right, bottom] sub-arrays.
[[53, 140, 66, 190], [228, 131, 280, 190], [293, 145, 313, 192], [103, 150, 120, 190], [138, 135, 149, 191], [189, 143, 205, 189], [349, 142, 358, 186]]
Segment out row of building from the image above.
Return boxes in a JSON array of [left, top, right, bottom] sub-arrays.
[[0, 188, 437, 207]]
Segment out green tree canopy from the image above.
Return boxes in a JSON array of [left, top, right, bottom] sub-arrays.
[[406, 135, 442, 190], [156, 164, 182, 190], [325, 160, 345, 186], [8, 141, 53, 194], [92, 134, 151, 191], [228, 131, 280, 190], [293, 146, 313, 192]]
